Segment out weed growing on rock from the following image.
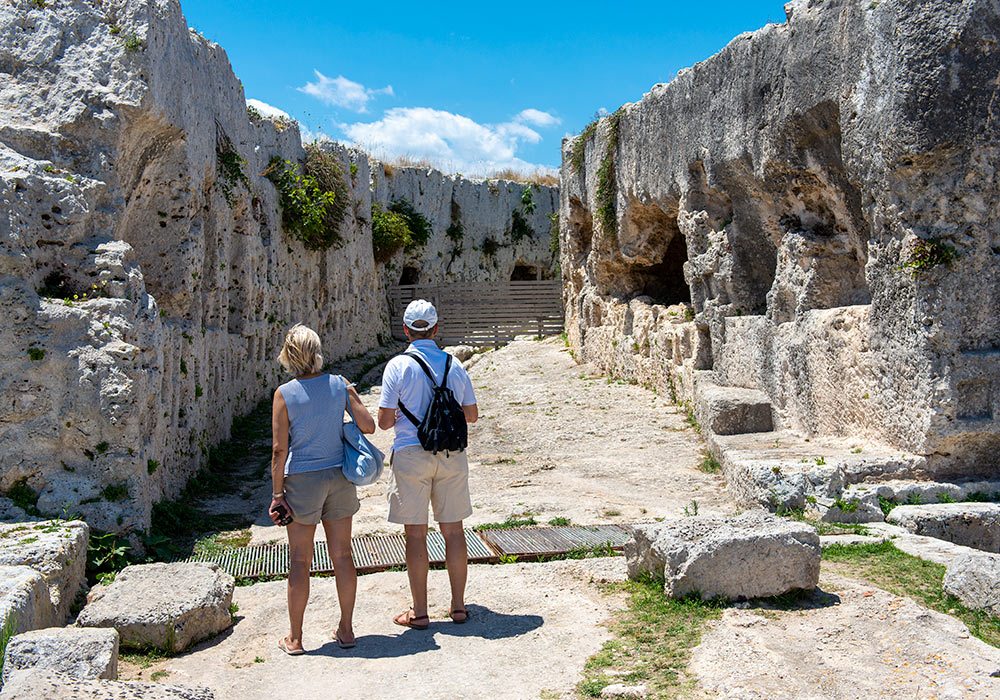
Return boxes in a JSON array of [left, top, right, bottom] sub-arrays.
[[145, 459, 159, 474], [26, 347, 45, 361], [547, 212, 560, 257], [570, 118, 599, 174], [371, 203, 412, 262], [898, 237, 960, 275], [216, 137, 250, 206], [520, 184, 537, 214], [100, 482, 129, 502], [832, 497, 859, 513], [697, 451, 721, 474], [822, 541, 1000, 647], [87, 532, 131, 585], [389, 198, 432, 248], [683, 500, 699, 516], [246, 105, 262, 123], [120, 33, 143, 51], [482, 236, 500, 258], [6, 479, 39, 516], [548, 516, 571, 526], [0, 611, 17, 678], [264, 146, 349, 251], [509, 208, 533, 243], [595, 108, 624, 241], [446, 199, 464, 243]]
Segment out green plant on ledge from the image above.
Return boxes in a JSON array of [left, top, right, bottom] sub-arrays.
[[446, 199, 464, 243], [510, 208, 533, 243], [595, 108, 624, 241], [216, 137, 249, 207], [899, 237, 960, 275], [371, 203, 412, 262], [570, 117, 599, 174], [264, 144, 349, 252]]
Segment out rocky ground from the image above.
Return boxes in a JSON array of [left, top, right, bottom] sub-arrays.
[[136, 338, 1000, 700]]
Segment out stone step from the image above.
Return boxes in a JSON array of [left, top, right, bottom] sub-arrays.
[[885, 503, 1000, 553], [694, 375, 774, 436]]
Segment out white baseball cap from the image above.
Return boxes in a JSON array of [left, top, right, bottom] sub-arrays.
[[403, 299, 438, 329]]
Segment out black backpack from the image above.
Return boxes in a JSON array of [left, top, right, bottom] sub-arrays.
[[397, 352, 468, 454]]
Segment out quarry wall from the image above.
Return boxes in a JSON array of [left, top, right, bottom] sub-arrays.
[[560, 0, 1000, 479], [0, 0, 557, 532]]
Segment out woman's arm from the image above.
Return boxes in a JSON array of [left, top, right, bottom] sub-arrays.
[[270, 389, 291, 521], [346, 381, 376, 434]]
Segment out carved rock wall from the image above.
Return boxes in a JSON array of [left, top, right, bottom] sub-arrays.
[[560, 0, 1000, 478], [0, 0, 384, 531]]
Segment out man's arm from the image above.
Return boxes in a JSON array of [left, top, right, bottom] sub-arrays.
[[463, 404, 478, 424], [378, 406, 396, 430]]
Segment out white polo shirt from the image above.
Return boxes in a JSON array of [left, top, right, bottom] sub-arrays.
[[379, 340, 477, 451]]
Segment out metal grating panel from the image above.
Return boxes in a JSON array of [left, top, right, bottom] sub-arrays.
[[479, 525, 630, 558], [186, 528, 499, 579]]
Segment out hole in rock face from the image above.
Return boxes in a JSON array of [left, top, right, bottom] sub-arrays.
[[399, 266, 420, 285], [511, 264, 539, 281], [623, 230, 690, 305]]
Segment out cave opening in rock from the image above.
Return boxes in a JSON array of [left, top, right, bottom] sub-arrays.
[[511, 263, 539, 281], [399, 266, 420, 285], [628, 231, 691, 305]]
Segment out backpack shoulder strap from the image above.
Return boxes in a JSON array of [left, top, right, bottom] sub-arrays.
[[402, 351, 440, 387]]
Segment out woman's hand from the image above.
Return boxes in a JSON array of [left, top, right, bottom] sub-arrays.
[[269, 495, 291, 524]]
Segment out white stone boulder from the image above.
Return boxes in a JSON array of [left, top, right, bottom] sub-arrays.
[[444, 345, 476, 363], [76, 562, 234, 652], [0, 520, 88, 622], [943, 552, 1000, 618], [626, 511, 820, 600], [0, 672, 214, 700], [1, 627, 119, 684], [694, 376, 773, 436], [886, 503, 1000, 552], [0, 566, 56, 635]]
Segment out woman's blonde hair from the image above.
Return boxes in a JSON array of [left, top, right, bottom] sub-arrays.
[[278, 324, 323, 376]]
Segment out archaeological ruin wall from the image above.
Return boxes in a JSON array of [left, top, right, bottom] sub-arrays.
[[560, 0, 1000, 480], [371, 164, 558, 291], [0, 0, 387, 532]]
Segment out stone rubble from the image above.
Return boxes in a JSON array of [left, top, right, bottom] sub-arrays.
[[76, 562, 234, 652], [1, 627, 119, 684], [625, 511, 819, 600], [886, 503, 1000, 553]]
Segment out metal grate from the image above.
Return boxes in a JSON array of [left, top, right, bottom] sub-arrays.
[[185, 525, 626, 579], [478, 525, 630, 558]]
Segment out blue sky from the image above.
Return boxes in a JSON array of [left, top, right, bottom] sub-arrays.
[[181, 1, 788, 175]]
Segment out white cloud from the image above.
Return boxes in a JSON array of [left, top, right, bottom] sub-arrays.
[[515, 108, 560, 128], [246, 98, 290, 120], [339, 107, 557, 176], [297, 71, 393, 113]]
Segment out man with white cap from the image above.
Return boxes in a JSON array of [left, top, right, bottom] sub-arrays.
[[378, 299, 478, 629]]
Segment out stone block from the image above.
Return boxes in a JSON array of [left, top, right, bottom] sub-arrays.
[[2, 627, 118, 684], [0, 566, 55, 635], [77, 562, 234, 652], [0, 520, 88, 622], [695, 379, 773, 436], [0, 672, 215, 700], [886, 503, 1000, 553], [625, 511, 819, 600], [817, 490, 885, 524], [943, 553, 1000, 618]]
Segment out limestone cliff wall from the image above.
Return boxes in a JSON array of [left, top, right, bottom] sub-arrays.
[[560, 0, 1000, 477], [0, 0, 384, 531], [371, 164, 558, 291]]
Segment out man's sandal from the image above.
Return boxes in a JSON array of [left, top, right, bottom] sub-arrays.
[[335, 632, 355, 649], [448, 609, 469, 624], [393, 610, 430, 630]]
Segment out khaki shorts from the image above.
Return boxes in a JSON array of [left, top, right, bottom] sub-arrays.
[[387, 446, 472, 525], [284, 467, 359, 525]]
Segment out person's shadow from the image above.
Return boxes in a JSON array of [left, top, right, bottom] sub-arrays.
[[312, 604, 544, 659]]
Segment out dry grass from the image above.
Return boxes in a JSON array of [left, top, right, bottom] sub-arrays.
[[490, 168, 559, 186]]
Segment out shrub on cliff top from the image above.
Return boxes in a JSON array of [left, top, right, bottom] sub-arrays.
[[371, 203, 412, 263], [264, 145, 349, 251]]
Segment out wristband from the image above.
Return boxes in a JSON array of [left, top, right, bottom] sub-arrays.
[[272, 492, 285, 499]]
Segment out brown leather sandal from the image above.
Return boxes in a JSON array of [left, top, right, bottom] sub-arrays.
[[393, 610, 430, 630]]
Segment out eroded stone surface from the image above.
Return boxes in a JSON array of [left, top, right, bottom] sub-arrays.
[[694, 373, 773, 436], [560, 0, 1000, 483], [0, 672, 214, 700], [77, 562, 233, 652], [626, 511, 819, 600], [943, 553, 1000, 619], [0, 565, 55, 635], [0, 520, 87, 621], [886, 503, 1000, 553], [2, 627, 119, 683]]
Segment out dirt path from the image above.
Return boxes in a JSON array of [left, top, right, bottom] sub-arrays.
[[120, 558, 627, 700], [248, 337, 728, 544]]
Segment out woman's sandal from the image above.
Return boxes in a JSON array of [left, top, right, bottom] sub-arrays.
[[335, 632, 356, 649], [393, 610, 430, 630], [448, 608, 469, 624], [277, 637, 305, 656]]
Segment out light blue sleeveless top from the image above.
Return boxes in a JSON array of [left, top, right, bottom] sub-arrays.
[[278, 374, 347, 475]]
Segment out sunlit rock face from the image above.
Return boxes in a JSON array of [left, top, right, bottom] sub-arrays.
[[560, 0, 1000, 479]]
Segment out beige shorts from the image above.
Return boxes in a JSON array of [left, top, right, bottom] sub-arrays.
[[284, 467, 359, 525], [387, 446, 472, 525]]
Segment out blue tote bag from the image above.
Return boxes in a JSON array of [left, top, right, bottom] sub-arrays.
[[342, 395, 385, 486]]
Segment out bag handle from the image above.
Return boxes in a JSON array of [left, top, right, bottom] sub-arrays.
[[341, 376, 357, 424]]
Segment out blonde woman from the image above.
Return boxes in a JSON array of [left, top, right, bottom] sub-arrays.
[[269, 324, 375, 654]]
